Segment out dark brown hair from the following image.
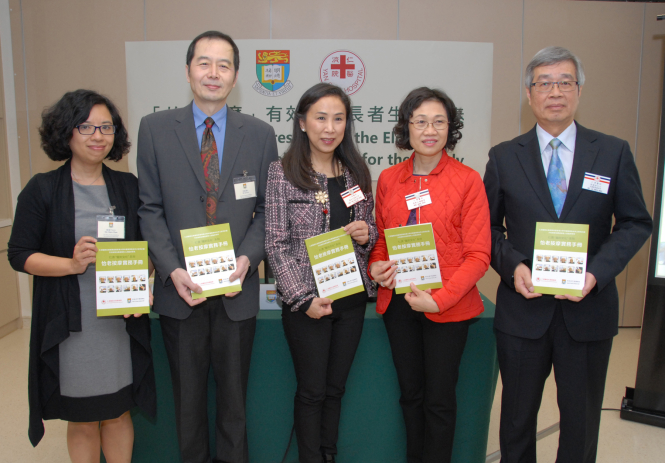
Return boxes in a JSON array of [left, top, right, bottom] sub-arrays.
[[281, 83, 371, 192], [393, 87, 463, 152]]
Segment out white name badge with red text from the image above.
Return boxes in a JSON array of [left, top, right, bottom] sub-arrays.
[[582, 173, 610, 194], [340, 185, 365, 208], [405, 190, 432, 210]]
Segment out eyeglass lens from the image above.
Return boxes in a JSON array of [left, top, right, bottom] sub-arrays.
[[77, 125, 116, 135], [532, 81, 577, 92], [411, 121, 449, 130]]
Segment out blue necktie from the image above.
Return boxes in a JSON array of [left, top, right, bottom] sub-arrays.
[[547, 138, 567, 217]]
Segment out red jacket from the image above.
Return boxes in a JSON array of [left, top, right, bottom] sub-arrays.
[[368, 151, 491, 323]]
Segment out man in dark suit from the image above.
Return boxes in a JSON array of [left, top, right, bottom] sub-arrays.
[[484, 46, 652, 463], [137, 31, 278, 463]]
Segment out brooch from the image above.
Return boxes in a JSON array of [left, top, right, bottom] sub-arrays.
[[315, 190, 328, 205], [315, 190, 329, 215]]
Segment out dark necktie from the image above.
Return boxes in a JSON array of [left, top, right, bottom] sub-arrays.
[[546, 138, 567, 217], [201, 117, 220, 225]]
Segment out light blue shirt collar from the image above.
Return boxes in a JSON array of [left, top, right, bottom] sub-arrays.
[[193, 102, 227, 138]]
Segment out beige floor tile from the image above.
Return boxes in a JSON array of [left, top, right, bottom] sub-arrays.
[[0, 327, 68, 463], [597, 411, 665, 462]]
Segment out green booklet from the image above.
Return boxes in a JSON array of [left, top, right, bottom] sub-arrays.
[[532, 222, 589, 296], [95, 241, 150, 316], [181, 223, 241, 299], [385, 223, 443, 294], [305, 228, 364, 300]]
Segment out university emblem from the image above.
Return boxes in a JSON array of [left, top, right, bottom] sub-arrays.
[[266, 289, 277, 303], [252, 50, 294, 97], [320, 50, 366, 95]]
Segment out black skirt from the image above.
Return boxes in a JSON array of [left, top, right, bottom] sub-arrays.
[[42, 384, 135, 423]]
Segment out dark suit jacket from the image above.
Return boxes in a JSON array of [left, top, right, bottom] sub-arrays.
[[137, 102, 279, 320], [483, 123, 652, 342]]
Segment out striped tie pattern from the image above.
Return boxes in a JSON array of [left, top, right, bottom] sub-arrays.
[[546, 138, 567, 217], [201, 117, 220, 225]]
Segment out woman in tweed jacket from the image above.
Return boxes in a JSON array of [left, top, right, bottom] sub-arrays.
[[265, 83, 377, 463]]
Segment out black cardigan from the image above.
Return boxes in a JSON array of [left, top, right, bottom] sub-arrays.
[[7, 161, 156, 446]]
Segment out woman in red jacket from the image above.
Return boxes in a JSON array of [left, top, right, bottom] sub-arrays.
[[369, 87, 491, 463]]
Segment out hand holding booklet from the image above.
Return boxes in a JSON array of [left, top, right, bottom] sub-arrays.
[[305, 228, 364, 300], [181, 223, 241, 299], [385, 223, 443, 294], [95, 241, 151, 316], [531, 222, 589, 297]]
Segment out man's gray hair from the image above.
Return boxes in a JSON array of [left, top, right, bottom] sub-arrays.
[[524, 46, 585, 89]]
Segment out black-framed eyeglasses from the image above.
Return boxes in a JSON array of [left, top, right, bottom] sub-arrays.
[[76, 124, 116, 135], [530, 81, 579, 93], [409, 120, 450, 131]]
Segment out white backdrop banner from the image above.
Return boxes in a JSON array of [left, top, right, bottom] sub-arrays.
[[125, 40, 493, 179]]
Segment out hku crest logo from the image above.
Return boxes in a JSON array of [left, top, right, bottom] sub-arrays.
[[109, 222, 113, 228], [320, 50, 366, 95], [266, 290, 277, 303], [252, 50, 294, 97]]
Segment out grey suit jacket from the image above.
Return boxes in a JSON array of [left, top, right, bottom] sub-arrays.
[[137, 102, 279, 320], [483, 123, 652, 342]]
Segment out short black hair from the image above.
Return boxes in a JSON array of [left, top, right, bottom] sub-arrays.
[[39, 89, 130, 162], [393, 87, 463, 152], [186, 31, 240, 72]]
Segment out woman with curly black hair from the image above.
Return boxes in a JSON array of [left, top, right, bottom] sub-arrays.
[[368, 87, 491, 463], [8, 89, 155, 462]]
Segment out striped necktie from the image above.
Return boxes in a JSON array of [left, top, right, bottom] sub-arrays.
[[201, 117, 219, 225], [546, 138, 567, 218]]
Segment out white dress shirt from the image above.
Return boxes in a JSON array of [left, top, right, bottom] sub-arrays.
[[536, 122, 576, 188]]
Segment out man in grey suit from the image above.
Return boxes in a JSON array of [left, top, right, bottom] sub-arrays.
[[484, 47, 651, 462], [137, 31, 278, 463]]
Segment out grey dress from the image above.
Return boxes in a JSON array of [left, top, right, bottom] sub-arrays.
[[57, 183, 133, 418]]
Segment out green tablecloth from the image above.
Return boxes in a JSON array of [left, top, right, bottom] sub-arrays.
[[129, 295, 498, 463]]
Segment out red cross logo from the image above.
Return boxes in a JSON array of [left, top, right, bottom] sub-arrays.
[[331, 55, 355, 79], [320, 50, 366, 95]]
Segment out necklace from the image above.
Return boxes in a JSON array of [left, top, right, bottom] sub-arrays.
[[72, 169, 103, 185]]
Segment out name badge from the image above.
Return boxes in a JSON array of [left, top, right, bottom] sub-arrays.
[[97, 215, 125, 239], [340, 185, 365, 208], [405, 189, 432, 210], [582, 172, 610, 194], [233, 175, 257, 200]]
